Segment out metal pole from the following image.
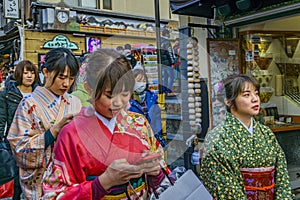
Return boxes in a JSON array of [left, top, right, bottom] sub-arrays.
[[154, 0, 162, 94], [20, 0, 24, 25], [154, 0, 167, 161]]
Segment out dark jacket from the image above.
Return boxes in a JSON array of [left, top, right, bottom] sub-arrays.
[[161, 36, 175, 66], [123, 49, 137, 68], [0, 81, 39, 139], [129, 90, 166, 147], [4, 73, 15, 88]]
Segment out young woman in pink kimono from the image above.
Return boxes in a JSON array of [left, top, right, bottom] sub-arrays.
[[8, 48, 82, 199], [200, 74, 293, 200], [42, 49, 165, 200]]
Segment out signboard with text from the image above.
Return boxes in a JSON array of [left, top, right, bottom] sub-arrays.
[[4, 0, 19, 19], [42, 35, 79, 50]]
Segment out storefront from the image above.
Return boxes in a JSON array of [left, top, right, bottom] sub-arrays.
[[169, 0, 300, 177]]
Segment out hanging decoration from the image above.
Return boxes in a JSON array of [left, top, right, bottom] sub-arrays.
[[186, 37, 202, 133]]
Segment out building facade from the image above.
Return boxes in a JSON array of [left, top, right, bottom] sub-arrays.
[[0, 0, 179, 68]]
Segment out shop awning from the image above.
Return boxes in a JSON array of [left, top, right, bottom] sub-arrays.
[[170, 0, 300, 27], [0, 31, 19, 57], [170, 0, 214, 18]]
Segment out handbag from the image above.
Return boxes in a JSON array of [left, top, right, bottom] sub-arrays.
[[0, 138, 17, 185], [0, 137, 19, 199], [149, 169, 213, 200]]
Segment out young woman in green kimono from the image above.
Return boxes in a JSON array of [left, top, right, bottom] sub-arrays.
[[200, 74, 293, 199]]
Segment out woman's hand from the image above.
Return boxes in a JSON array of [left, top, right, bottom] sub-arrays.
[[98, 159, 144, 190], [50, 114, 74, 138], [135, 152, 162, 176]]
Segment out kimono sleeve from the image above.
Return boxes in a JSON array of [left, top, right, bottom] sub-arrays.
[[142, 115, 164, 161], [272, 133, 294, 199], [200, 131, 248, 200], [42, 122, 107, 199], [142, 117, 166, 186], [7, 98, 47, 169]]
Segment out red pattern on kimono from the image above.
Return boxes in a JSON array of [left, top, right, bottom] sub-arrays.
[[42, 107, 165, 199]]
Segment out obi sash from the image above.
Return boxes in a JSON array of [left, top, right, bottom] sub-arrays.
[[102, 176, 147, 200], [240, 166, 275, 200]]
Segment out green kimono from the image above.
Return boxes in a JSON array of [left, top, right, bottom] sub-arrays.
[[200, 112, 293, 200]]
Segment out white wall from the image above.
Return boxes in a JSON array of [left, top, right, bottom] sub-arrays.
[[113, 0, 178, 21]]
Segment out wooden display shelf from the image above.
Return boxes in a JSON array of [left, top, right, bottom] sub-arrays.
[[269, 124, 300, 133], [269, 115, 300, 132]]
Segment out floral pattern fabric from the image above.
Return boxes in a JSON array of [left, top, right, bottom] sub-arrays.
[[7, 86, 82, 199], [200, 112, 293, 200], [42, 107, 165, 199]]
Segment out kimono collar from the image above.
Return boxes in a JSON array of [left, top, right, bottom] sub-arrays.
[[94, 111, 116, 134], [225, 112, 254, 135], [46, 88, 62, 104], [236, 117, 254, 135]]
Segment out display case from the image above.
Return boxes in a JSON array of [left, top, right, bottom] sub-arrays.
[[239, 31, 300, 116], [141, 46, 159, 93]]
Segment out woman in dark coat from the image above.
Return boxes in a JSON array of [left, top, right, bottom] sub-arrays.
[[0, 60, 41, 199], [0, 60, 41, 139]]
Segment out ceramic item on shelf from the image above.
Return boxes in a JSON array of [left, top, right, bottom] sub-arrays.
[[263, 116, 275, 125], [259, 87, 274, 103], [255, 57, 273, 70], [252, 70, 273, 87]]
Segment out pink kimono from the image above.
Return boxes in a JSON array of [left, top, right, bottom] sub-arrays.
[[42, 107, 165, 199]]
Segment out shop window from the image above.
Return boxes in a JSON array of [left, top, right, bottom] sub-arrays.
[[63, 0, 96, 8], [63, 0, 78, 7], [82, 0, 96, 8], [103, 0, 112, 10]]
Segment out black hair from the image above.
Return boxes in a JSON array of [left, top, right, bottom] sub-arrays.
[[162, 28, 170, 36], [132, 67, 149, 88], [85, 49, 135, 101], [223, 74, 260, 112], [190, 36, 198, 43], [14, 60, 40, 86], [116, 46, 124, 51], [43, 48, 79, 89], [124, 44, 132, 50]]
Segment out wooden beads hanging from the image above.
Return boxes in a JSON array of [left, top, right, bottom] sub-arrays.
[[186, 37, 202, 133]]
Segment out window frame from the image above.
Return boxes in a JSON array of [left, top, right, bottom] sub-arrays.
[[103, 0, 112, 10]]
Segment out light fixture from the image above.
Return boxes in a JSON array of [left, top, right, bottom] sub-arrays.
[[236, 0, 251, 11], [217, 4, 231, 17]]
